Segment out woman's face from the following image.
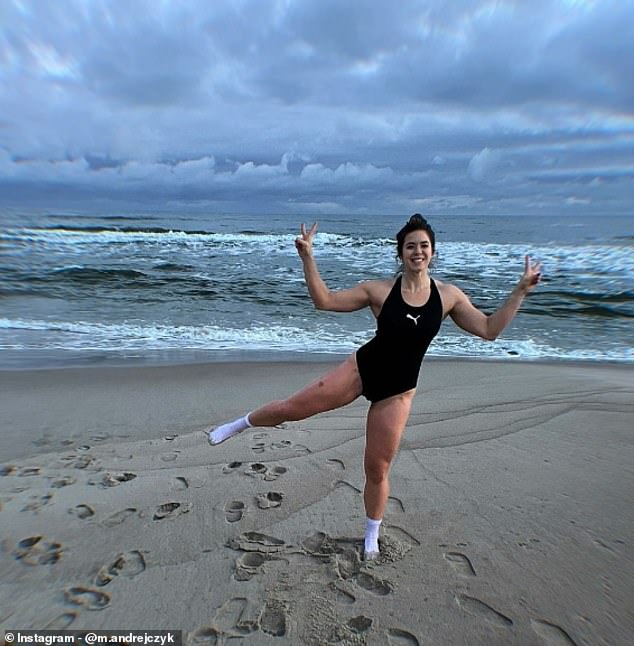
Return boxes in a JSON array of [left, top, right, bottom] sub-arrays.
[[400, 230, 434, 273]]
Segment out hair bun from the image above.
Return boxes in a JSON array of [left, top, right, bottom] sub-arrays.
[[409, 214, 427, 225]]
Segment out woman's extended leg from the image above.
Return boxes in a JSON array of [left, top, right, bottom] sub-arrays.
[[362, 390, 414, 557], [208, 354, 363, 444]]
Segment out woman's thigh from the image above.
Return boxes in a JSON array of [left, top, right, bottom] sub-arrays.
[[283, 354, 363, 419], [364, 390, 415, 468]]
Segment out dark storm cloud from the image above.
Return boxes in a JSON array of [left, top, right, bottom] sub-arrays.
[[0, 0, 632, 215]]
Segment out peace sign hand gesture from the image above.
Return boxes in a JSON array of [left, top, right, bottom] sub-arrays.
[[295, 222, 318, 259], [518, 255, 543, 294]]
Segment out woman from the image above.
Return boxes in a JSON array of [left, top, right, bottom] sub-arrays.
[[207, 214, 542, 559]]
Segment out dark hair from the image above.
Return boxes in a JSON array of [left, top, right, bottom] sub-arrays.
[[396, 214, 435, 258]]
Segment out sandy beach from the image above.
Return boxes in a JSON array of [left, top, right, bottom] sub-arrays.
[[1, 359, 632, 645]]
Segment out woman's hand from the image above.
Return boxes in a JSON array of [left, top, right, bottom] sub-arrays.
[[518, 255, 543, 293], [295, 222, 318, 259]]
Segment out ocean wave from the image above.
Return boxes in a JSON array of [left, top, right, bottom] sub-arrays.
[[0, 317, 366, 354], [50, 266, 149, 283], [2, 317, 632, 363], [4, 226, 633, 273]]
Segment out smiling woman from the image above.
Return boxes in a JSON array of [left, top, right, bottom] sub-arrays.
[[207, 214, 543, 561]]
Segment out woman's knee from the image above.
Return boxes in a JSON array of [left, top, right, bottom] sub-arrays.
[[364, 457, 391, 485], [276, 397, 307, 423]]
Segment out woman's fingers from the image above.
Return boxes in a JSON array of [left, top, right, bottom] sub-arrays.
[[300, 222, 318, 240], [523, 257, 543, 288]]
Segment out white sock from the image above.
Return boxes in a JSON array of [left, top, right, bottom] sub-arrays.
[[364, 517, 382, 554], [208, 413, 252, 445]]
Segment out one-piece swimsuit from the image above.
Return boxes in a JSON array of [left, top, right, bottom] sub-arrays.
[[355, 276, 443, 403]]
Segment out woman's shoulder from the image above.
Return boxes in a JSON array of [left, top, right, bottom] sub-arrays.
[[363, 278, 396, 295], [433, 278, 468, 305], [433, 277, 455, 291], [361, 278, 397, 316]]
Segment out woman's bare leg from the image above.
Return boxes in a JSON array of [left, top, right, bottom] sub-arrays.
[[208, 354, 362, 444], [362, 390, 414, 556], [249, 354, 362, 425]]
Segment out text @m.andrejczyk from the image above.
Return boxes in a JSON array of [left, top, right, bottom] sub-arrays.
[[4, 631, 182, 646]]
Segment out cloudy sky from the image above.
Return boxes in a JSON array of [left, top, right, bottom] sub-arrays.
[[1, 0, 632, 216]]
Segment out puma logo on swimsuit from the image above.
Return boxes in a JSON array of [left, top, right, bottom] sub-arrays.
[[406, 314, 420, 325]]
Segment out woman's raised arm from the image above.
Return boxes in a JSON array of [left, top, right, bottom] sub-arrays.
[[446, 255, 542, 340], [295, 222, 372, 313]]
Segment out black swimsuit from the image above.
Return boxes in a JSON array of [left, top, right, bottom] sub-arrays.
[[355, 276, 443, 403]]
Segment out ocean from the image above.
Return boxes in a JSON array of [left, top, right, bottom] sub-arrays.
[[1, 212, 632, 369]]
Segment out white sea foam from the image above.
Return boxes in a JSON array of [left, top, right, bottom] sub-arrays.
[[10, 227, 631, 276], [2, 317, 632, 362], [0, 317, 366, 354]]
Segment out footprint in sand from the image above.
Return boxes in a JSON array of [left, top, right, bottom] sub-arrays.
[[229, 531, 286, 554], [244, 463, 287, 482], [311, 535, 392, 593], [19, 466, 42, 477], [455, 594, 513, 628], [234, 552, 267, 581], [251, 439, 311, 456], [384, 524, 421, 546], [164, 434, 178, 441], [1, 464, 17, 476], [153, 501, 192, 521], [355, 571, 393, 596], [444, 551, 476, 577], [244, 462, 267, 477], [102, 507, 139, 527], [264, 466, 287, 481], [259, 599, 288, 637], [69, 504, 95, 520], [188, 628, 221, 645], [302, 531, 343, 558], [251, 441, 267, 454], [95, 550, 146, 586], [213, 597, 259, 636], [222, 461, 243, 474], [348, 616, 372, 634], [224, 500, 246, 523], [364, 525, 419, 564], [21, 493, 54, 512], [44, 612, 77, 629], [331, 583, 356, 605], [13, 536, 62, 565], [273, 440, 311, 455], [92, 472, 137, 487], [161, 452, 179, 462], [65, 587, 110, 611], [172, 476, 189, 490], [255, 491, 284, 509], [50, 476, 76, 489], [72, 455, 96, 470], [530, 619, 578, 645], [335, 548, 359, 580], [386, 627, 420, 645]]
